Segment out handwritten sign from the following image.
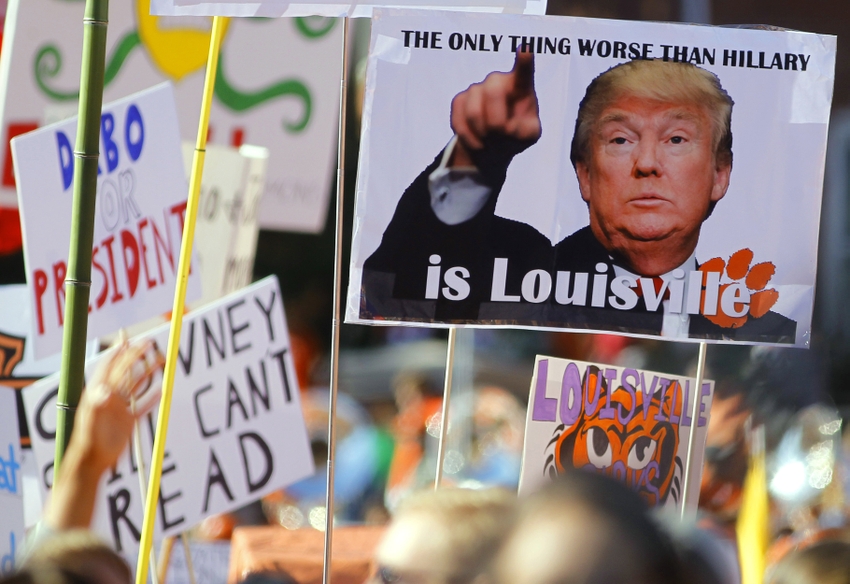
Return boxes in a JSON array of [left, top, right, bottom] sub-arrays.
[[12, 83, 201, 359], [0, 388, 24, 577], [22, 276, 313, 559], [0, 0, 344, 233], [183, 143, 267, 308], [519, 356, 714, 516], [151, 0, 548, 17]]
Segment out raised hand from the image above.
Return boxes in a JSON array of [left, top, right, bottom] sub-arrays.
[[450, 49, 541, 169]]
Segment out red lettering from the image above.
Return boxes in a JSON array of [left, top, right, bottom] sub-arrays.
[[91, 246, 109, 309], [169, 201, 192, 275], [152, 215, 173, 283], [3, 122, 39, 188], [120, 230, 140, 298], [138, 218, 156, 290], [52, 261, 66, 327], [230, 128, 245, 148], [101, 235, 124, 304], [170, 201, 188, 234], [33, 269, 48, 335]]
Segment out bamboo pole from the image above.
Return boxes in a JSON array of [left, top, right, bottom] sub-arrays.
[[321, 16, 351, 584], [135, 16, 229, 584], [54, 0, 109, 472]]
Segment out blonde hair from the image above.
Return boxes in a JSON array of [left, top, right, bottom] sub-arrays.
[[570, 59, 734, 169], [394, 488, 516, 583]]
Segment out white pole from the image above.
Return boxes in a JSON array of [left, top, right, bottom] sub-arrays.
[[434, 328, 458, 489], [680, 341, 708, 520], [322, 16, 351, 584]]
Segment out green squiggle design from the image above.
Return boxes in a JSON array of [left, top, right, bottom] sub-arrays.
[[214, 54, 311, 134], [294, 17, 337, 39], [34, 31, 142, 101]]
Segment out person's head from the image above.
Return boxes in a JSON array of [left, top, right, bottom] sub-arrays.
[[371, 488, 516, 584], [493, 470, 682, 584], [17, 530, 131, 584], [569, 59, 734, 276], [768, 539, 850, 584]]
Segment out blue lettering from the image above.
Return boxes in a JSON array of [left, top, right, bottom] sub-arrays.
[[125, 104, 144, 162], [56, 131, 74, 190], [101, 112, 119, 172], [0, 444, 20, 495]]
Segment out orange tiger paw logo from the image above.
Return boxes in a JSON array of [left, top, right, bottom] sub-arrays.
[[699, 249, 778, 329]]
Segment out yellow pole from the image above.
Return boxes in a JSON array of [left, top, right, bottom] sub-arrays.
[[135, 16, 229, 584]]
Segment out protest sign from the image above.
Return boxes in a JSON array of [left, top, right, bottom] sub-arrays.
[[22, 276, 314, 558], [151, 0, 547, 18], [0, 0, 340, 233], [0, 388, 24, 577], [519, 356, 713, 515], [184, 143, 267, 308], [0, 285, 98, 390], [345, 10, 835, 348], [13, 83, 201, 359]]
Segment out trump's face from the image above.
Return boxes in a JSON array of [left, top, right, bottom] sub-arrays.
[[575, 94, 731, 276]]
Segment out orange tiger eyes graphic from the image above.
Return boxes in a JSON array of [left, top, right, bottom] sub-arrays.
[[549, 366, 683, 507]]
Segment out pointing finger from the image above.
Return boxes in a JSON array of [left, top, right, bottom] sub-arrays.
[[511, 49, 535, 98]]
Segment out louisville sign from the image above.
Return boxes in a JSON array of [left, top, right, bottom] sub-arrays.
[[345, 10, 836, 347], [519, 356, 714, 516]]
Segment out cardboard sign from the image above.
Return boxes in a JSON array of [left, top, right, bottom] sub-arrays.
[[345, 10, 835, 348], [183, 143, 267, 308], [519, 356, 713, 515], [22, 276, 314, 558], [0, 0, 341, 233], [0, 388, 24, 577], [151, 0, 548, 18], [13, 83, 201, 359]]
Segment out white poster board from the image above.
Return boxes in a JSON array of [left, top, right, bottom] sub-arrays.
[[0, 0, 342, 233], [22, 276, 314, 558], [184, 143, 267, 308], [346, 10, 835, 348], [151, 0, 548, 17], [0, 285, 98, 390], [0, 388, 24, 577], [519, 356, 713, 516], [13, 83, 201, 359]]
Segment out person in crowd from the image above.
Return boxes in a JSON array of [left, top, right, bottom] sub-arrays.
[[491, 470, 682, 584], [369, 487, 515, 584], [768, 538, 850, 584], [8, 338, 163, 583]]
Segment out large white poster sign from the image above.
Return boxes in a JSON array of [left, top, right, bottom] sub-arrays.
[[151, 0, 547, 18], [0, 0, 341, 233], [13, 83, 201, 359], [520, 356, 713, 516], [0, 388, 24, 577], [345, 10, 835, 348], [184, 143, 267, 308], [22, 276, 313, 559]]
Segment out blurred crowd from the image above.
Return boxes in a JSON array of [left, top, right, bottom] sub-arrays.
[[4, 331, 849, 584]]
